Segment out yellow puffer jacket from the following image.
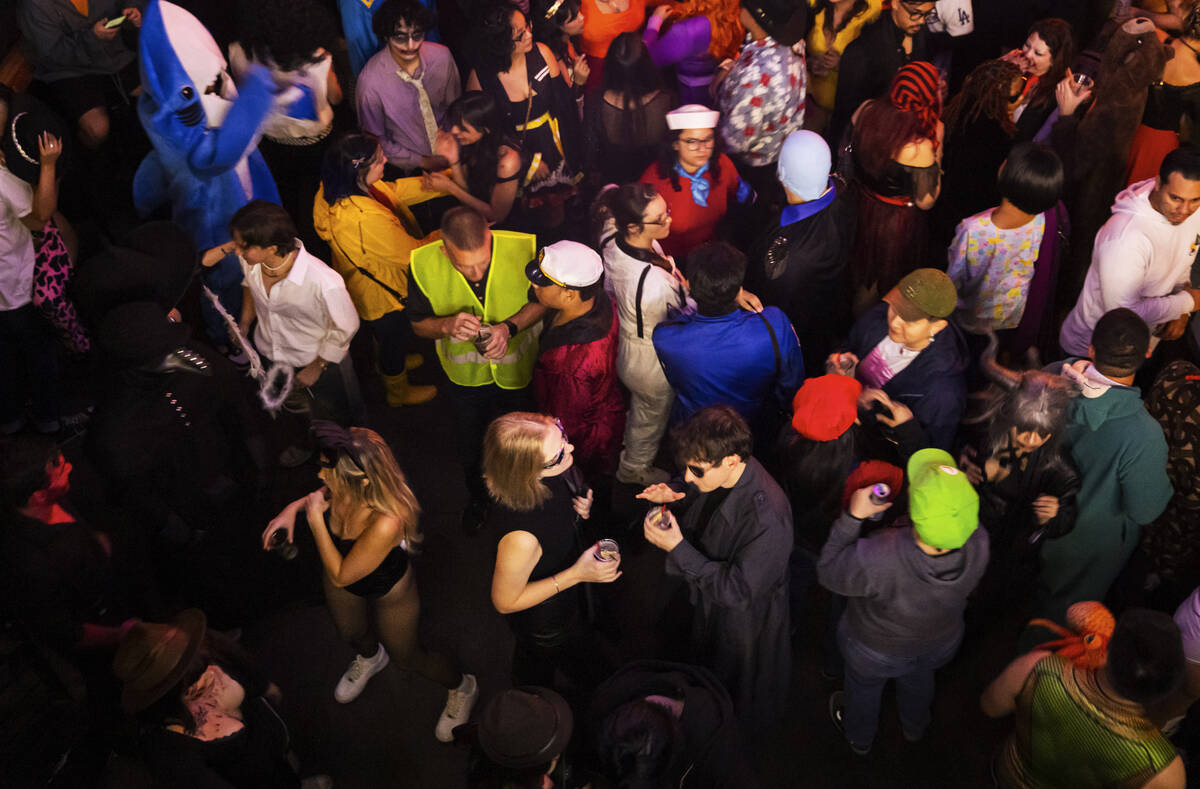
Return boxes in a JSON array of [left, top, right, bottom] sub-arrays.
[[312, 177, 442, 321]]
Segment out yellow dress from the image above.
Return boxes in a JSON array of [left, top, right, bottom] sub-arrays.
[[805, 0, 884, 110]]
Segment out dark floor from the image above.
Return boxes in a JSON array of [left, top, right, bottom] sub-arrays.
[[47, 329, 1036, 789]]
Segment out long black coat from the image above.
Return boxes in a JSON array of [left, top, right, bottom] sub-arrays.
[[664, 458, 793, 731]]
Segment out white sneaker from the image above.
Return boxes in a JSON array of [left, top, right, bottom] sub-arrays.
[[334, 645, 389, 704], [434, 673, 479, 742]]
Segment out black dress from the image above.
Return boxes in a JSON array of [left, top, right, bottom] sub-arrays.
[[490, 473, 603, 688]]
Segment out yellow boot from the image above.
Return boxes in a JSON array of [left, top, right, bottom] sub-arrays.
[[382, 372, 437, 407], [405, 353, 424, 371]]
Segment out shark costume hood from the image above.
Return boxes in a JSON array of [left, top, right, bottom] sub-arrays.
[[133, 0, 283, 344]]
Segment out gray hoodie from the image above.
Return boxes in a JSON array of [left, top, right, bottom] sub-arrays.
[[817, 512, 989, 657]]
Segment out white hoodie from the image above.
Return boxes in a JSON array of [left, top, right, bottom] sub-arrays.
[[1059, 178, 1199, 356]]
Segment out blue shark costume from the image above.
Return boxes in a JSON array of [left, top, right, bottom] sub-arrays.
[[133, 0, 281, 344]]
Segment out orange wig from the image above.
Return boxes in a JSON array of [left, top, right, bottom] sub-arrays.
[[672, 0, 746, 62]]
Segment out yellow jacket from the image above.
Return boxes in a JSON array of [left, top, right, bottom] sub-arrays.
[[806, 0, 883, 110], [312, 178, 443, 321]]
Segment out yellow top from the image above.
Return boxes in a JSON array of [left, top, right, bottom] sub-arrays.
[[805, 0, 884, 110], [312, 177, 442, 322]]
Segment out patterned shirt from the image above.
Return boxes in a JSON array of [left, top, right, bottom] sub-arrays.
[[716, 35, 806, 167], [947, 209, 1045, 331]]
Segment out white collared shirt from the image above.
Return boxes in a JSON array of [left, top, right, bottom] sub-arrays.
[[242, 240, 360, 368]]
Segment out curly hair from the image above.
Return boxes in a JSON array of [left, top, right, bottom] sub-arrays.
[[667, 0, 745, 61], [234, 0, 337, 72], [372, 0, 437, 43], [1025, 18, 1074, 110], [471, 3, 527, 75], [944, 59, 1022, 138]]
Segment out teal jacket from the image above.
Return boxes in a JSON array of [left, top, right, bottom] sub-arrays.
[[1038, 384, 1171, 620]]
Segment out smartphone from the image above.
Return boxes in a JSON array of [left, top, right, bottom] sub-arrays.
[[105, 15, 126, 28]]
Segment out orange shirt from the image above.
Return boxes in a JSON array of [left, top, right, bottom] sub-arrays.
[[579, 0, 648, 59]]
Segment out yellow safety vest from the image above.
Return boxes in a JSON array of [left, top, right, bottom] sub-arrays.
[[409, 231, 539, 389]]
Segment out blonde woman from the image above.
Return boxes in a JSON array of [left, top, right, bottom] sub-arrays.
[[263, 421, 477, 741], [485, 412, 619, 687]]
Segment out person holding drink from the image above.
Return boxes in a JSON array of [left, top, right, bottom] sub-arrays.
[[637, 405, 793, 732], [262, 421, 478, 741], [485, 411, 620, 691]]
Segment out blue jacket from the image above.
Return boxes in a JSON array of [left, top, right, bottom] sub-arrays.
[[653, 307, 805, 430], [847, 303, 969, 451]]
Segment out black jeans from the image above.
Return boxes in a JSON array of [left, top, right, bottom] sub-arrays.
[[0, 304, 60, 428], [364, 311, 416, 376], [446, 382, 533, 503]]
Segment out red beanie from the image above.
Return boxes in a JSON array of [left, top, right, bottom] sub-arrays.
[[791, 374, 863, 441], [841, 460, 904, 511]]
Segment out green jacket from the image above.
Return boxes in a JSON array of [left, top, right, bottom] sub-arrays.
[[1038, 385, 1171, 621]]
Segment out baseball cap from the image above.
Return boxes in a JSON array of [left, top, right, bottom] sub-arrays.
[[526, 241, 603, 288], [906, 448, 979, 550], [883, 268, 957, 322], [790, 374, 862, 441]]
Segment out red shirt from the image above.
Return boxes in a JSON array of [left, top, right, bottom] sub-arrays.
[[639, 153, 740, 262]]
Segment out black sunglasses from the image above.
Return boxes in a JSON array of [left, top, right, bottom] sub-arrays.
[[686, 463, 709, 478], [543, 418, 568, 468]]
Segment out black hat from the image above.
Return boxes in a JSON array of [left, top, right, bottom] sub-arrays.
[[73, 222, 199, 322], [478, 687, 573, 769], [112, 609, 207, 714], [96, 301, 191, 368], [741, 0, 807, 47], [2, 93, 71, 186]]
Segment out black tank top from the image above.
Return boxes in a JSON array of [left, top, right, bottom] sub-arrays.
[[490, 474, 581, 635], [326, 511, 409, 598]]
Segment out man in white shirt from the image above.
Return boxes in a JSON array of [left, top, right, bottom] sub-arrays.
[[1059, 148, 1200, 357], [209, 201, 361, 428]]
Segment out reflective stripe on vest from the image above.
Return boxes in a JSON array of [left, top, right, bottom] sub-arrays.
[[410, 231, 539, 389]]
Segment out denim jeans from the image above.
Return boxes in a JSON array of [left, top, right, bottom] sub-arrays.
[[837, 617, 962, 750]]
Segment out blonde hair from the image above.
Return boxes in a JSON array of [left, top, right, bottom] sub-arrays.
[[482, 412, 555, 512], [329, 427, 422, 547]]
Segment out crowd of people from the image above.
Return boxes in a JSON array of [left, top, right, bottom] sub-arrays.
[[5, 0, 1200, 786]]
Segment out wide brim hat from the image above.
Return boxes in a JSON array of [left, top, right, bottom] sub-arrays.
[[113, 608, 207, 714], [96, 300, 191, 367], [2, 93, 71, 185], [73, 221, 199, 322], [478, 686, 574, 768], [741, 0, 808, 47]]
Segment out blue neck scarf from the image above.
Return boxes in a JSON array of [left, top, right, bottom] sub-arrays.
[[674, 161, 710, 207]]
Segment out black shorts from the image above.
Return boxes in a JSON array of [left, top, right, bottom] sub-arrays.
[[40, 59, 139, 125]]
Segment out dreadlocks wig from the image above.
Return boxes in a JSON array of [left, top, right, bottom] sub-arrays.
[[944, 59, 1022, 137]]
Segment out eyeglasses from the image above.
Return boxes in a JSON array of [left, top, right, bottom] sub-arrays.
[[543, 418, 569, 468], [512, 24, 532, 42], [642, 206, 671, 225], [390, 29, 427, 44], [899, 3, 935, 20], [686, 463, 710, 479], [679, 136, 716, 150]]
